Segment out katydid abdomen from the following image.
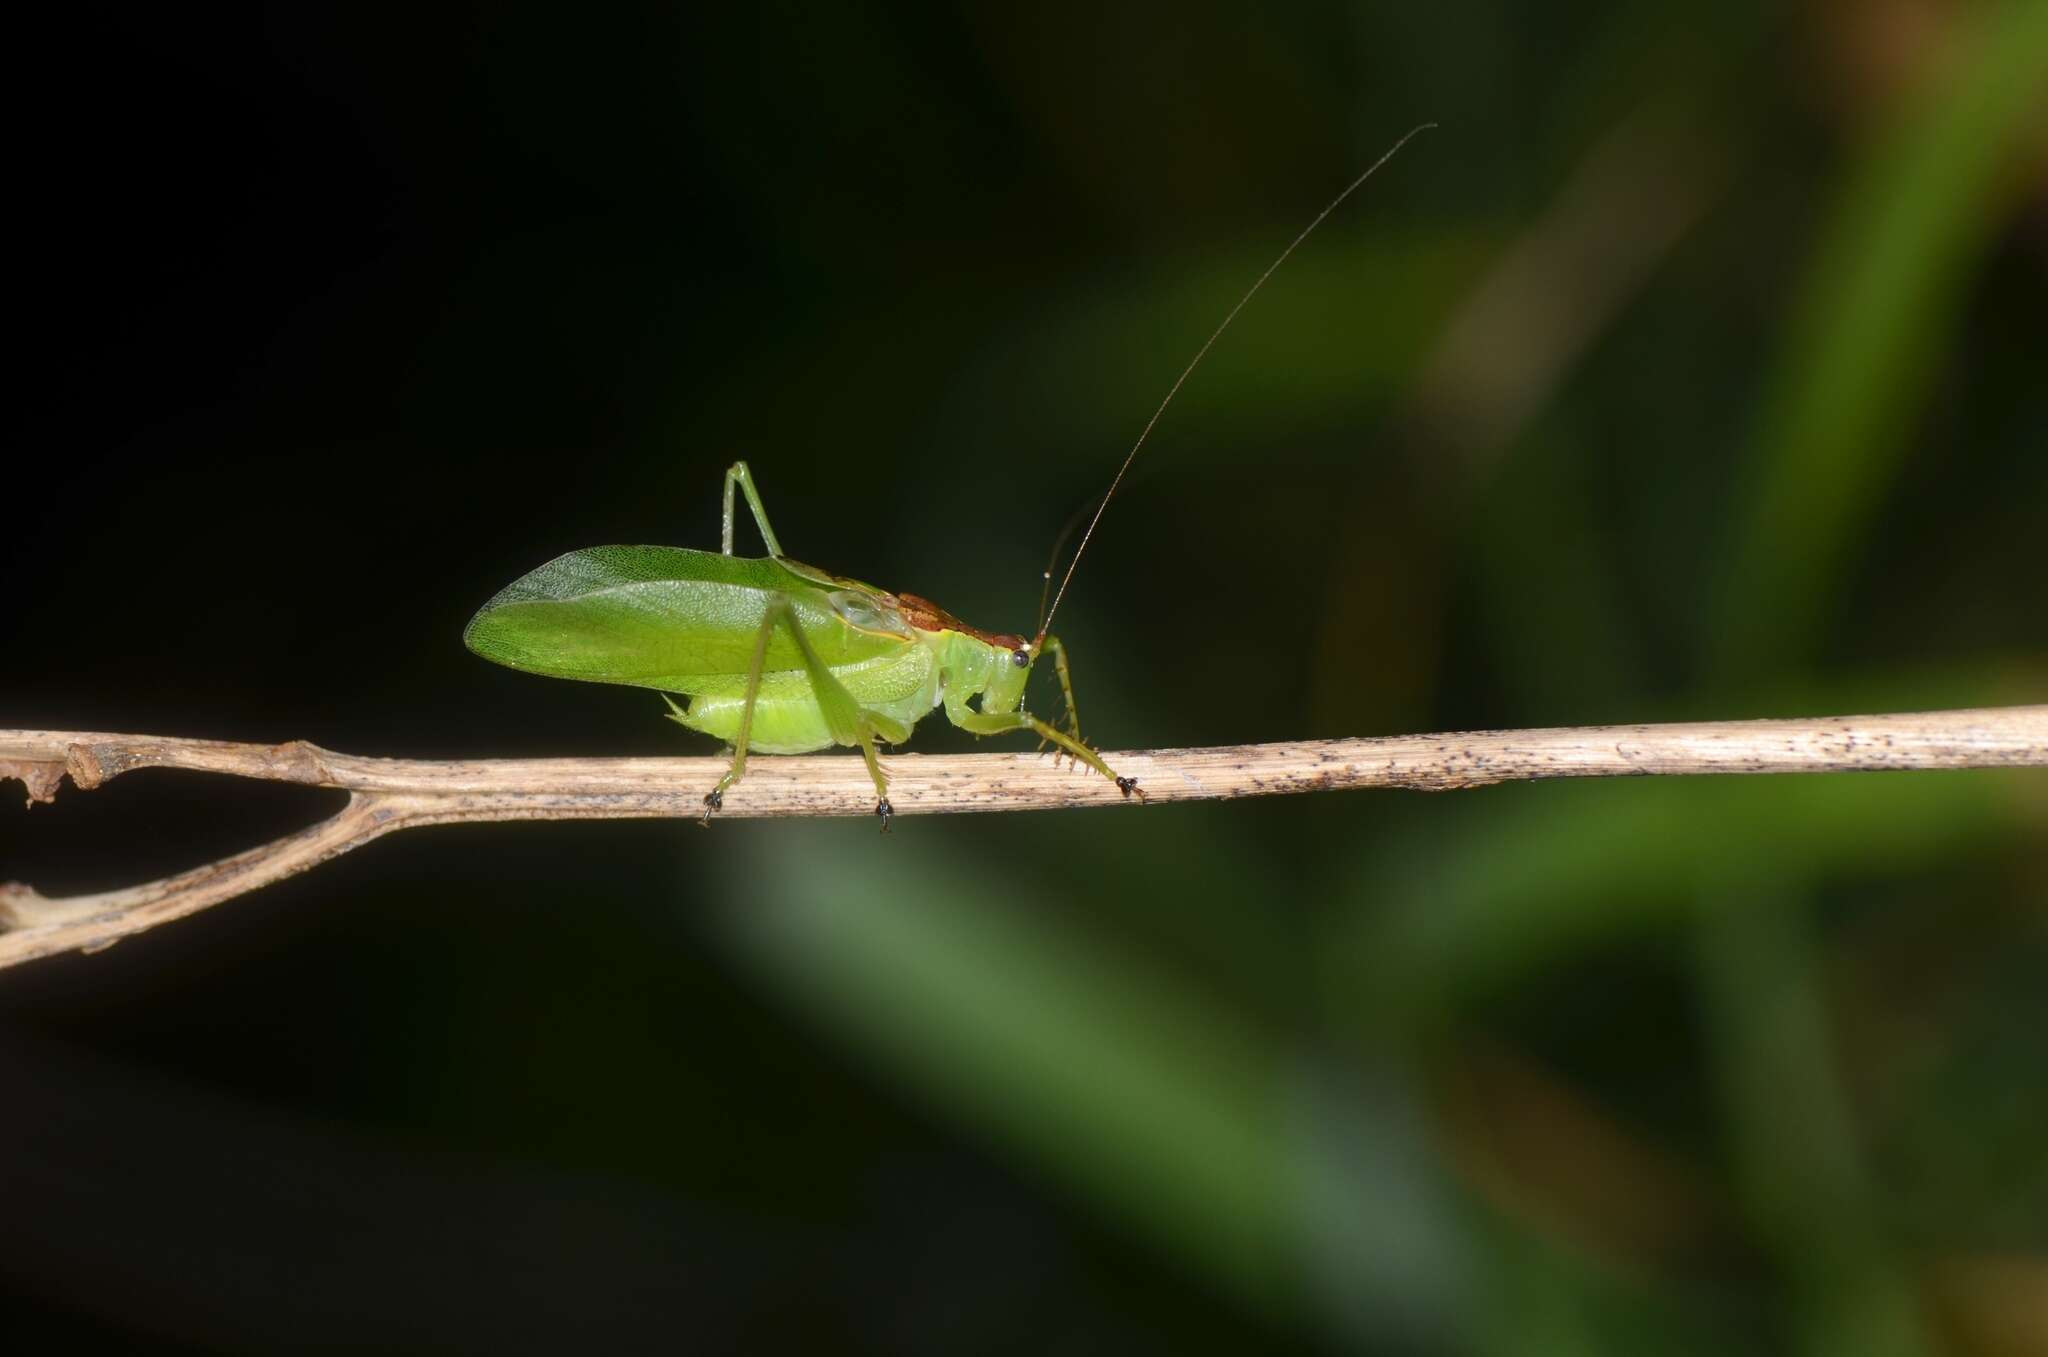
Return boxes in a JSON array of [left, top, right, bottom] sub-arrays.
[[675, 647, 938, 754]]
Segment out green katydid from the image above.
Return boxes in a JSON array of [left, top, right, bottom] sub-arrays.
[[463, 127, 1432, 827]]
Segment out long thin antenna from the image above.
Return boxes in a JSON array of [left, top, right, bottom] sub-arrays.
[[1034, 491, 1101, 635], [1034, 123, 1436, 645]]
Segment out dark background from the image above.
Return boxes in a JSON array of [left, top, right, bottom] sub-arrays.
[[5, 3, 2045, 1353]]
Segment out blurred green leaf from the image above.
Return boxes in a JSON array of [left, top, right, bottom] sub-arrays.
[[1694, 885, 1931, 1357], [1329, 770, 2043, 1025], [712, 827, 1300, 1308], [1713, 0, 2048, 680], [712, 825, 1479, 1340]]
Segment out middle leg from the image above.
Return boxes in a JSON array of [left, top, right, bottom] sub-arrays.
[[773, 596, 895, 827]]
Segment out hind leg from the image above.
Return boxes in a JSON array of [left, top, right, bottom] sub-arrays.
[[671, 593, 780, 824], [720, 461, 785, 557]]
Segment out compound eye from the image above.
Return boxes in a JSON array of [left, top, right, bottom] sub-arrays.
[[1011, 647, 1031, 669]]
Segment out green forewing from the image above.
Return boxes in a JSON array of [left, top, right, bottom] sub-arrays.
[[463, 545, 911, 693]]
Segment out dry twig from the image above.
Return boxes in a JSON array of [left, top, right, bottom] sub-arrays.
[[3, 705, 2044, 971]]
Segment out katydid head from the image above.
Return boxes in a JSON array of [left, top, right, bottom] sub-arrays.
[[895, 588, 1039, 711], [1030, 123, 1435, 653], [977, 636, 1037, 715]]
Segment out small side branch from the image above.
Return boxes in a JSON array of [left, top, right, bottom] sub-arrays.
[[3, 705, 2044, 971]]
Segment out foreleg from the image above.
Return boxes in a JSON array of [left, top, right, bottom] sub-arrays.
[[952, 708, 1141, 800], [1034, 633, 1087, 763]]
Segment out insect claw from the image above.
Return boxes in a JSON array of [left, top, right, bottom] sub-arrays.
[[1114, 776, 1142, 801], [700, 787, 723, 827], [876, 797, 894, 833]]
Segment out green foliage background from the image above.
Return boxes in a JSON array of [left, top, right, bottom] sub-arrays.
[[5, 2, 2045, 1351]]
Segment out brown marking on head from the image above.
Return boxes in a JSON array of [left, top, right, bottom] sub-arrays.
[[896, 592, 1027, 651]]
